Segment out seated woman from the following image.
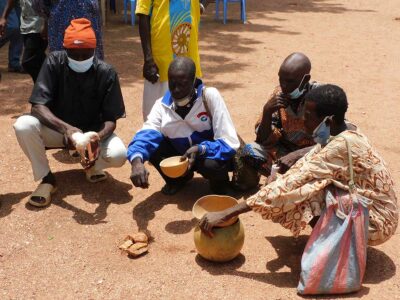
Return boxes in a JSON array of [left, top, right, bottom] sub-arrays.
[[200, 84, 398, 246]]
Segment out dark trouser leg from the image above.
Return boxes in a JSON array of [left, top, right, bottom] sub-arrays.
[[21, 33, 48, 83], [149, 139, 193, 186], [196, 158, 232, 194], [5, 28, 23, 69]]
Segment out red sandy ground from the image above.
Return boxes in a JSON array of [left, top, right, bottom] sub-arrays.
[[0, 0, 399, 299]]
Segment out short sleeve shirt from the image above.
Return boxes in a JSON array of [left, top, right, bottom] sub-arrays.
[[30, 51, 125, 132], [136, 0, 202, 82], [17, 0, 44, 34]]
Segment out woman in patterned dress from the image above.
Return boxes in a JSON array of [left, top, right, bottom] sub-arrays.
[[33, 0, 103, 59], [200, 84, 398, 246]]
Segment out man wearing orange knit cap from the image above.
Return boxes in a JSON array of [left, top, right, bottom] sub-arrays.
[[13, 18, 127, 208]]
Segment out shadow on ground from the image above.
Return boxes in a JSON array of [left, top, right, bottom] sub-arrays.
[[195, 234, 395, 296], [0, 0, 375, 116], [0, 191, 31, 218], [132, 177, 211, 239], [25, 169, 133, 225]]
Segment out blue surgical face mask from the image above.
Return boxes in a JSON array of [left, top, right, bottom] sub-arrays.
[[289, 74, 310, 99], [312, 116, 332, 145], [68, 56, 94, 73], [289, 86, 306, 99]]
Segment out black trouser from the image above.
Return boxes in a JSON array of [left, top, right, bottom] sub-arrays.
[[22, 33, 48, 82], [149, 139, 232, 186]]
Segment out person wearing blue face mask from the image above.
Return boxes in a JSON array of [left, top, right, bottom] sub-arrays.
[[311, 115, 333, 145], [13, 18, 126, 208], [233, 52, 324, 191], [200, 84, 398, 249]]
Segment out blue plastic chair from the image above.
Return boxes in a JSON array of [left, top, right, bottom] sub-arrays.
[[216, 0, 246, 24], [124, 0, 137, 26]]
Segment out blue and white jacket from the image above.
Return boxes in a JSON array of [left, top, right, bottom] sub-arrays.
[[127, 82, 240, 162]]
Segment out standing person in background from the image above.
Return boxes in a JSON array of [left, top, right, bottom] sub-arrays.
[[0, 0, 47, 82], [136, 0, 202, 120], [32, 0, 103, 59], [0, 0, 23, 77]]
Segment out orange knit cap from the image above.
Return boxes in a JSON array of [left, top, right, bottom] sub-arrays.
[[63, 18, 97, 49]]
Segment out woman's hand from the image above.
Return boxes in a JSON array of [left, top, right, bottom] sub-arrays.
[[199, 211, 229, 238]]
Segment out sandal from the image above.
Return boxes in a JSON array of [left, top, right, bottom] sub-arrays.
[[85, 168, 108, 183], [29, 183, 57, 207]]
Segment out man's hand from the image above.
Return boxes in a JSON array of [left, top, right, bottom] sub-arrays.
[[0, 17, 7, 37], [143, 59, 159, 84], [199, 211, 228, 238], [181, 145, 200, 170], [80, 138, 101, 170], [263, 92, 290, 116], [130, 157, 150, 188], [63, 127, 82, 150]]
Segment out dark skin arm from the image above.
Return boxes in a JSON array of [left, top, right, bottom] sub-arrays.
[[138, 14, 159, 83], [255, 92, 290, 144], [130, 157, 150, 189], [31, 104, 114, 168], [79, 121, 116, 169], [97, 121, 116, 141], [0, 0, 15, 36], [31, 104, 81, 149], [199, 202, 252, 238], [279, 145, 314, 174], [180, 145, 200, 170]]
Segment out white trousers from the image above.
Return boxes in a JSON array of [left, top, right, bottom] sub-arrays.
[[142, 79, 169, 121], [13, 115, 127, 182]]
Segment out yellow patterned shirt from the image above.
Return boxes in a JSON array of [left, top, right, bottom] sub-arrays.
[[136, 0, 202, 82]]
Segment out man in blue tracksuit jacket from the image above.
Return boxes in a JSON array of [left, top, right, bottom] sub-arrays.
[[128, 57, 240, 195]]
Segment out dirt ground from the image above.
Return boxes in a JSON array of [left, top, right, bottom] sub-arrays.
[[0, 0, 399, 299]]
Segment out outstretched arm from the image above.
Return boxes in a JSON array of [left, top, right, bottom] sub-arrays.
[[199, 202, 252, 237]]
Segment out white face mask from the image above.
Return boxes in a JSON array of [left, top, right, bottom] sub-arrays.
[[174, 96, 191, 107], [289, 74, 310, 99], [68, 56, 94, 73]]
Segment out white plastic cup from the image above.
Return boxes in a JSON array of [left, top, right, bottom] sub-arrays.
[[268, 163, 280, 184]]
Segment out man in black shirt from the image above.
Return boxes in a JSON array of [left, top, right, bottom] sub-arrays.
[[13, 18, 126, 207]]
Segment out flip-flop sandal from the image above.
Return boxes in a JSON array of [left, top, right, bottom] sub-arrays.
[[86, 169, 108, 183], [29, 183, 57, 207]]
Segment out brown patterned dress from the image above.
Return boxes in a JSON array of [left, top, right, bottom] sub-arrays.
[[246, 130, 398, 246]]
